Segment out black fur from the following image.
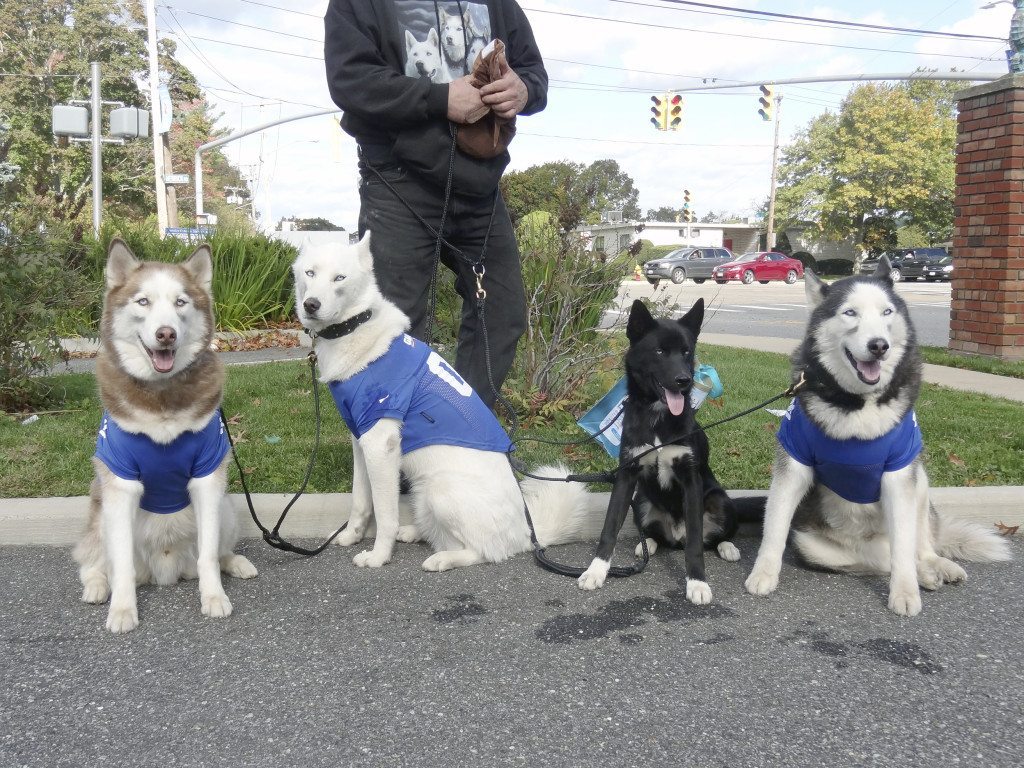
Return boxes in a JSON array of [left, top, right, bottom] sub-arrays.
[[591, 298, 738, 586]]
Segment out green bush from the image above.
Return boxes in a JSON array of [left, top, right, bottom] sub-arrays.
[[0, 226, 92, 411], [59, 220, 298, 334]]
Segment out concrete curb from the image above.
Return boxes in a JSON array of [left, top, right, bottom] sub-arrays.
[[2, 487, 1020, 547]]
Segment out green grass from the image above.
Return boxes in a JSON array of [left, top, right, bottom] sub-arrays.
[[3, 345, 1023, 499], [920, 346, 1024, 380]]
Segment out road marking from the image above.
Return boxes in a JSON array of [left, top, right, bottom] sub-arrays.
[[730, 305, 795, 312]]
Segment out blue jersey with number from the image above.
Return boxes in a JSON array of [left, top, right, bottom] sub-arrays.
[[777, 399, 923, 504], [327, 334, 512, 455], [94, 412, 229, 514]]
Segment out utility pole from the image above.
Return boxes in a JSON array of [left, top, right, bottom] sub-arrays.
[[145, 0, 169, 235], [766, 90, 782, 250]]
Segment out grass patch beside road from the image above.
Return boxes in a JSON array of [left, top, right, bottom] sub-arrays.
[[920, 346, 1024, 380], [2, 345, 1023, 499]]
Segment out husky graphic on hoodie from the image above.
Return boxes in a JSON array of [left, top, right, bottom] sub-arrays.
[[400, 1, 492, 84]]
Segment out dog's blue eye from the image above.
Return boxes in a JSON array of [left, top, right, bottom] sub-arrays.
[[883, 308, 893, 316], [334, 274, 346, 282], [305, 270, 314, 278], [175, 298, 188, 307], [843, 309, 856, 317], [136, 298, 149, 307]]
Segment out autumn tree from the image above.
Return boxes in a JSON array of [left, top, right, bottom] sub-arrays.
[[774, 78, 958, 250]]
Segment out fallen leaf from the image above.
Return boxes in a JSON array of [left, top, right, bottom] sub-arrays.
[[226, 413, 243, 425], [947, 452, 966, 468], [995, 521, 1019, 537]]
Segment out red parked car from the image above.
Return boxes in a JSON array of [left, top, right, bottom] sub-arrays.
[[712, 251, 804, 285]]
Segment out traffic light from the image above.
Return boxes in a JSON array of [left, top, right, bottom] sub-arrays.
[[650, 94, 668, 130], [682, 189, 692, 222], [667, 94, 682, 130], [758, 84, 773, 122]]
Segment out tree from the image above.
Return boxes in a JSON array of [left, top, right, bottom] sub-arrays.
[[646, 206, 682, 221], [774, 79, 957, 249], [501, 159, 641, 231], [277, 216, 346, 231]]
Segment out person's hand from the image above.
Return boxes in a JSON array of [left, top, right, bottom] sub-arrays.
[[447, 76, 489, 124], [479, 59, 528, 119]]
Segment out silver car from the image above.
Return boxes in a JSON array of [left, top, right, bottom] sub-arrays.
[[643, 246, 735, 285]]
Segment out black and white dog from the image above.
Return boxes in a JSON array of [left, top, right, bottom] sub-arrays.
[[578, 299, 740, 603], [744, 256, 1011, 615]]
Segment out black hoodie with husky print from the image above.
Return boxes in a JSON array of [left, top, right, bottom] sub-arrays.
[[324, 0, 547, 195]]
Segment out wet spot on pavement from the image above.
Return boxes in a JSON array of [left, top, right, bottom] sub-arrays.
[[432, 594, 487, 624], [860, 638, 943, 675]]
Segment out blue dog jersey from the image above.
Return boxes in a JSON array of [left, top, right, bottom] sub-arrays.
[[328, 334, 512, 455], [94, 412, 229, 514], [777, 399, 923, 504]]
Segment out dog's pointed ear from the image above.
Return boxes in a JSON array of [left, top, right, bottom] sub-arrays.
[[803, 267, 828, 309], [873, 254, 893, 285], [182, 244, 213, 289], [626, 299, 657, 343], [105, 239, 140, 289], [356, 231, 373, 270], [677, 297, 704, 337]]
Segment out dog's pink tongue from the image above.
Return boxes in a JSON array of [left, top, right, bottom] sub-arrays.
[[151, 349, 175, 373], [857, 359, 881, 383], [664, 388, 686, 416]]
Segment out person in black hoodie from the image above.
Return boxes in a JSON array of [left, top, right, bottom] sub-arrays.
[[323, 0, 548, 408]]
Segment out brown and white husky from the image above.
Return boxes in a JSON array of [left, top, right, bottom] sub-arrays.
[[73, 239, 257, 633]]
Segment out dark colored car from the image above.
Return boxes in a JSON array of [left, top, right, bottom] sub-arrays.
[[712, 251, 804, 285], [924, 255, 954, 281], [642, 246, 735, 285], [897, 247, 950, 281], [857, 252, 907, 281]]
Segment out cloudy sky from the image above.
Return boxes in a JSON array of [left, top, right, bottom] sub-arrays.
[[154, 0, 1011, 232]]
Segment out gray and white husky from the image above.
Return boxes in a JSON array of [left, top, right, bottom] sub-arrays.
[[74, 240, 257, 633], [292, 233, 595, 571], [744, 256, 1010, 616]]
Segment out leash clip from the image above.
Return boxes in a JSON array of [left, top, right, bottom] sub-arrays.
[[473, 263, 486, 300], [786, 370, 807, 397]]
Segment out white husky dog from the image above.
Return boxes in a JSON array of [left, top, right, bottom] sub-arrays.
[[404, 27, 449, 83], [439, 8, 469, 79], [744, 257, 1010, 616], [74, 240, 257, 633], [292, 233, 594, 571]]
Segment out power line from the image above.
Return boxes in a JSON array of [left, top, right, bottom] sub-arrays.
[[160, 5, 323, 43], [520, 6, 1000, 62], [621, 0, 1003, 42], [232, 0, 322, 18]]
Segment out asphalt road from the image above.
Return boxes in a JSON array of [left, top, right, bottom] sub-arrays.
[[3, 533, 1021, 768], [610, 279, 954, 348]]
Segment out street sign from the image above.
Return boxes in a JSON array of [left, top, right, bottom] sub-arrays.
[[165, 226, 213, 241], [163, 173, 190, 185]]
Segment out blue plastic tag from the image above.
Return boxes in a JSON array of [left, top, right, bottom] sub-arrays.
[[577, 364, 723, 459]]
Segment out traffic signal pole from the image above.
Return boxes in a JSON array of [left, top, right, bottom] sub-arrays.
[[766, 90, 782, 250]]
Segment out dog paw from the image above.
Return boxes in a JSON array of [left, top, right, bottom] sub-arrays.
[[634, 538, 658, 558], [201, 591, 233, 618], [577, 560, 609, 591], [105, 603, 139, 634], [421, 552, 455, 572], [397, 525, 420, 543], [717, 541, 741, 562], [353, 549, 390, 568], [81, 580, 110, 605], [222, 554, 258, 580], [686, 579, 713, 605], [888, 587, 922, 617], [917, 556, 966, 590], [336, 527, 364, 547], [744, 566, 779, 596]]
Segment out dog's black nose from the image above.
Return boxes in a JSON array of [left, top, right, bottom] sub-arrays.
[[675, 374, 692, 388], [867, 337, 889, 358], [155, 326, 176, 345], [303, 298, 321, 315]]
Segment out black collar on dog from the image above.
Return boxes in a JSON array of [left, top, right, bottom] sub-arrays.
[[307, 309, 373, 340]]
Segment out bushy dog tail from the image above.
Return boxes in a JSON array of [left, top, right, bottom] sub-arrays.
[[731, 494, 767, 525], [935, 516, 1013, 562], [519, 464, 600, 547]]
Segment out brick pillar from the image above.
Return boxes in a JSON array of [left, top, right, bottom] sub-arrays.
[[950, 75, 1024, 360]]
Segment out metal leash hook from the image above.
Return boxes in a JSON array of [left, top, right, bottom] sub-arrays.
[[473, 262, 486, 299]]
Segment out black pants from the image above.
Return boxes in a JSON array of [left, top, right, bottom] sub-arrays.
[[357, 163, 527, 408]]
